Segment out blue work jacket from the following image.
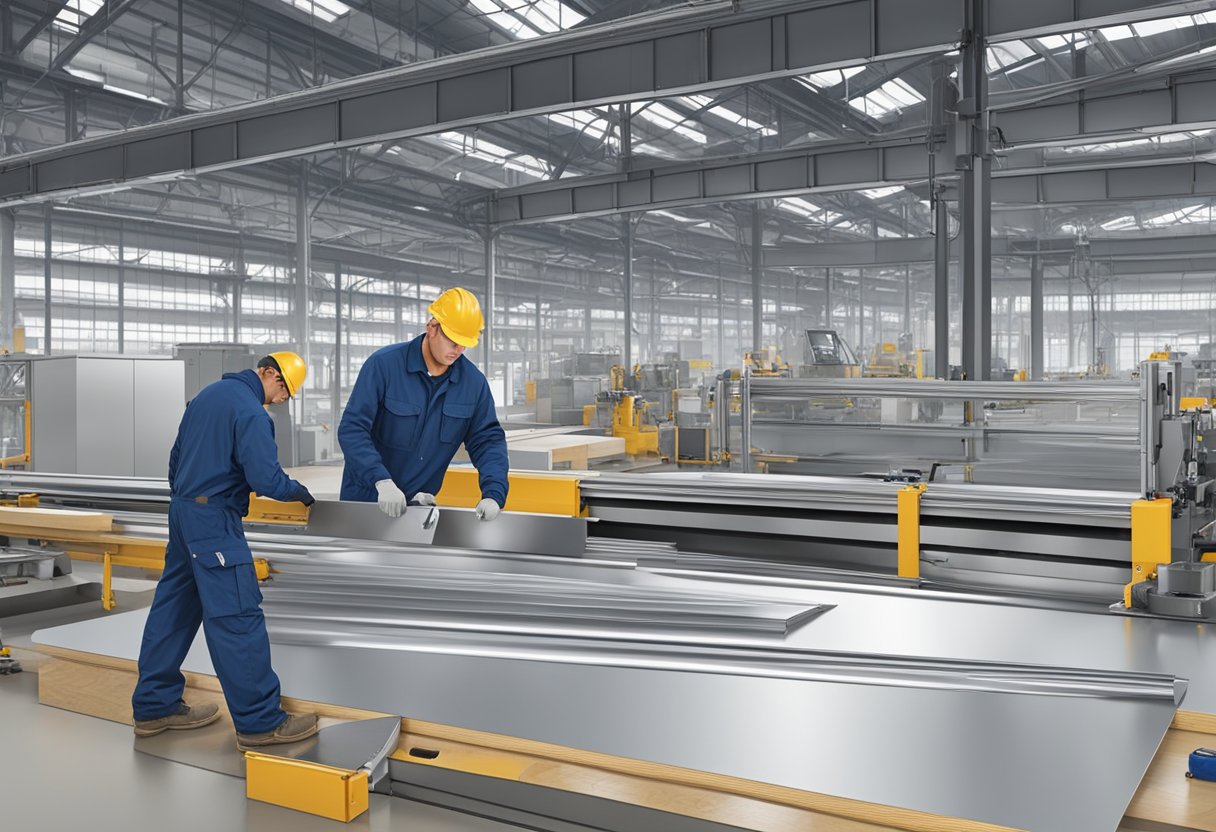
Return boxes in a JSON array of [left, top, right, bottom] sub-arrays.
[[168, 369, 311, 515], [338, 336, 508, 507]]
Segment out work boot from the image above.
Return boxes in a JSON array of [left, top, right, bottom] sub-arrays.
[[133, 702, 221, 737], [236, 713, 319, 750]]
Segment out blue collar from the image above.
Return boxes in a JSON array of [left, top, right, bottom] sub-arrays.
[[224, 369, 266, 404], [405, 334, 463, 383]]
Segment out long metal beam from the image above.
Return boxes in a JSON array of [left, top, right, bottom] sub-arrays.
[[765, 229, 1216, 268], [0, 0, 1204, 204]]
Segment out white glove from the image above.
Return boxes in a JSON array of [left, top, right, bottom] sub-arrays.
[[411, 492, 437, 506], [475, 498, 501, 522], [375, 479, 407, 518]]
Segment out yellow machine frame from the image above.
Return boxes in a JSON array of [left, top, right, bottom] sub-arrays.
[[1124, 497, 1172, 607]]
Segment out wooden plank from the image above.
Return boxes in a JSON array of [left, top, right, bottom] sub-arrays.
[[0, 506, 112, 532], [1125, 728, 1216, 831]]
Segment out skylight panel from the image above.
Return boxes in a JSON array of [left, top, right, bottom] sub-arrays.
[[777, 197, 826, 219], [986, 41, 1037, 71], [1035, 34, 1072, 50], [468, 0, 585, 40], [428, 131, 551, 179], [1098, 24, 1135, 42], [280, 0, 352, 24], [1132, 15, 1192, 37], [633, 102, 707, 144], [798, 66, 866, 90], [53, 0, 103, 33], [861, 186, 903, 199], [546, 110, 618, 145], [847, 79, 924, 117], [682, 95, 776, 136]]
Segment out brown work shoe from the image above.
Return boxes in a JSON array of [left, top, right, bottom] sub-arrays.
[[236, 713, 319, 750], [134, 702, 221, 737]]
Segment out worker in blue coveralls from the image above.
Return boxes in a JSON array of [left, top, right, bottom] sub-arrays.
[[338, 287, 508, 519], [132, 352, 320, 751]]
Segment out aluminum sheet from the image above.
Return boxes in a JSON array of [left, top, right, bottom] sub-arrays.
[[302, 500, 439, 545], [35, 607, 1178, 832], [430, 507, 587, 557]]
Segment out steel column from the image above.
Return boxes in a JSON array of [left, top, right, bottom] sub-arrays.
[[333, 263, 342, 436], [43, 206, 51, 355], [484, 230, 496, 385], [0, 210, 13, 351], [1031, 254, 1044, 380], [116, 224, 125, 353], [751, 205, 762, 351], [934, 196, 949, 378], [295, 162, 311, 416], [959, 0, 991, 381], [623, 216, 633, 369]]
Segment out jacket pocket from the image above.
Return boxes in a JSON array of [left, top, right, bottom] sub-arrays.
[[440, 401, 475, 444], [375, 397, 422, 450], [188, 535, 262, 619]]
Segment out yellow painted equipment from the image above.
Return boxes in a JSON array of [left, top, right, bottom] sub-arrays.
[[245, 751, 369, 822], [1125, 497, 1173, 608], [1182, 397, 1212, 411], [611, 394, 660, 456], [438, 467, 584, 517], [897, 483, 927, 579], [524, 379, 537, 403], [246, 495, 311, 525]]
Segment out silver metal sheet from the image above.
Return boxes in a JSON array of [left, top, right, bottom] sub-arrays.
[[135, 711, 247, 778], [35, 607, 1177, 832], [430, 507, 587, 557], [302, 500, 439, 545]]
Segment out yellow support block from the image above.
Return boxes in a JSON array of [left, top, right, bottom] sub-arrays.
[[437, 468, 583, 517], [245, 751, 369, 822], [897, 483, 927, 579], [246, 495, 310, 525], [1125, 497, 1173, 607]]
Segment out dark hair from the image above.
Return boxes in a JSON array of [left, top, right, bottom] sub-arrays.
[[257, 355, 282, 373]]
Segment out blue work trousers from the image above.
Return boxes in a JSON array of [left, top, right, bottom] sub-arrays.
[[131, 500, 285, 734]]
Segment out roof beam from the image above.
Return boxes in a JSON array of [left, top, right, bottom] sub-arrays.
[[48, 0, 140, 72], [1, 0, 1204, 204]]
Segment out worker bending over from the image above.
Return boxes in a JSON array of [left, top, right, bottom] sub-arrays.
[[132, 353, 319, 750], [339, 287, 508, 519]]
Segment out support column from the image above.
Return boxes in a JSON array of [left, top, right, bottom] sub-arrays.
[[43, 206, 52, 355], [295, 162, 311, 417], [716, 270, 725, 367], [332, 263, 342, 434], [751, 205, 762, 351], [903, 265, 911, 336], [825, 269, 832, 329], [535, 292, 543, 381], [623, 215, 633, 369], [394, 295, 403, 342], [958, 0, 991, 381], [484, 230, 495, 386], [117, 224, 125, 352], [0, 210, 14, 351], [232, 243, 244, 344], [1030, 254, 1044, 380], [175, 0, 185, 110], [934, 195, 950, 377]]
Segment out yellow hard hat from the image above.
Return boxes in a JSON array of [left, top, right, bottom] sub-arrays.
[[268, 351, 307, 397], [427, 287, 484, 348]]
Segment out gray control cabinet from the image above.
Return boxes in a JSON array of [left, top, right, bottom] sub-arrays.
[[31, 355, 184, 477]]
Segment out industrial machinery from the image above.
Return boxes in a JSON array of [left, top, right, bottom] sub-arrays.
[[798, 329, 860, 378], [544, 352, 621, 425], [862, 333, 932, 379], [1122, 357, 1216, 618]]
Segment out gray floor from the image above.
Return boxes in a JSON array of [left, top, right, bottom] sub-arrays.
[[0, 569, 527, 832]]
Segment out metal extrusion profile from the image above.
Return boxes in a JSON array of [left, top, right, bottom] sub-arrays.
[[302, 500, 439, 545], [430, 507, 588, 557]]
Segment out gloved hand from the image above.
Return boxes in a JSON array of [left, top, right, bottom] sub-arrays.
[[296, 485, 315, 507], [375, 479, 407, 518], [475, 498, 501, 522], [411, 492, 437, 506]]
